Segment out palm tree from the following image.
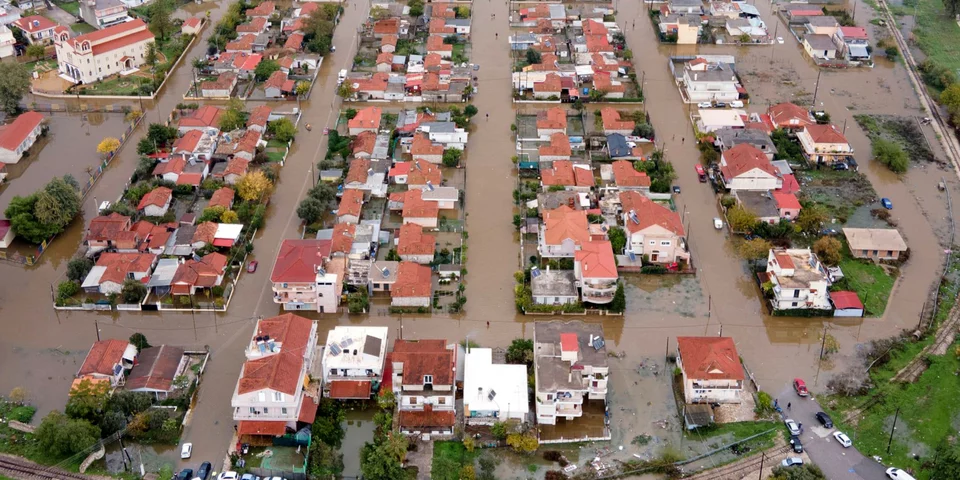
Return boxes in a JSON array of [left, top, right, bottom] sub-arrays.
[[191, 57, 206, 98]]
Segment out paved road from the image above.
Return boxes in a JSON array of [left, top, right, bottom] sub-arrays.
[[774, 382, 888, 480]]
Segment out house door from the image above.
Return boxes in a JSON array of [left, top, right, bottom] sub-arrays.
[[651, 251, 659, 262], [124, 58, 133, 69]]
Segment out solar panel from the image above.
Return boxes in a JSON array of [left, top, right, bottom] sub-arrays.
[[487, 389, 497, 401], [592, 336, 605, 351], [329, 344, 342, 356]]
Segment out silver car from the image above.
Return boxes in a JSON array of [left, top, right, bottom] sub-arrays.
[[784, 419, 801, 436], [781, 457, 803, 467]]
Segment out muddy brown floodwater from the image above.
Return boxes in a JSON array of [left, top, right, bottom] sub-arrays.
[[0, 0, 957, 474]]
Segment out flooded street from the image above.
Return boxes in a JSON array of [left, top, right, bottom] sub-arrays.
[[0, 0, 958, 473]]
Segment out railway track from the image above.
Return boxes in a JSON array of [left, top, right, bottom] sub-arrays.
[[892, 305, 960, 382], [0, 456, 96, 480], [682, 444, 793, 480]]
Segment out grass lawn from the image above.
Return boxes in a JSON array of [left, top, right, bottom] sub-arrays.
[[832, 257, 896, 316], [266, 150, 285, 162], [452, 43, 467, 63], [266, 139, 287, 149], [431, 441, 479, 480], [80, 75, 146, 95], [904, 0, 960, 90], [58, 1, 80, 16], [799, 169, 877, 223], [71, 22, 97, 34], [23, 59, 57, 73], [686, 421, 780, 444]]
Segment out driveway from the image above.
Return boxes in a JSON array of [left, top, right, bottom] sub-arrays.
[[44, 3, 79, 28], [774, 382, 889, 480]]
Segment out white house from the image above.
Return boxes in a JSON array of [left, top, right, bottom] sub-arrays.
[[0, 25, 16, 59], [12, 16, 59, 45], [574, 240, 618, 305], [719, 144, 781, 191], [137, 186, 172, 217], [270, 239, 343, 314], [764, 248, 832, 311], [676, 336, 744, 404], [81, 252, 157, 295], [619, 191, 690, 264], [392, 339, 458, 438], [534, 321, 609, 434], [321, 326, 389, 400], [78, 0, 131, 30], [55, 19, 155, 85], [417, 121, 468, 149], [232, 313, 319, 439], [681, 62, 740, 103], [0, 112, 44, 164], [463, 347, 529, 425], [531, 268, 580, 306]]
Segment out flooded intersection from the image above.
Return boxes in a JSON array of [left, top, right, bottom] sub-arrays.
[[0, 0, 957, 475]]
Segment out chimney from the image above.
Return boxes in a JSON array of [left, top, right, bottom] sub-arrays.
[[257, 340, 266, 353]]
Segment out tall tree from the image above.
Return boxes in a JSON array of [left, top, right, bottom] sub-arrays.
[[148, 2, 174, 41], [0, 62, 31, 114], [144, 42, 159, 67], [34, 411, 101, 457], [26, 43, 45, 61], [945, 0, 960, 17]]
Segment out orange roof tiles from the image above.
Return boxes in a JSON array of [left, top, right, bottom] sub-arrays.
[[721, 144, 777, 179], [237, 313, 313, 396], [224, 158, 250, 177], [676, 337, 744, 381], [85, 212, 131, 243], [401, 189, 439, 219], [247, 105, 272, 129], [237, 420, 287, 436], [94, 252, 156, 285], [538, 132, 572, 158], [541, 160, 594, 187], [536, 107, 567, 132], [270, 239, 332, 283], [346, 159, 371, 185], [406, 159, 442, 186], [612, 160, 650, 187], [767, 102, 814, 129], [397, 223, 436, 257], [411, 133, 443, 158], [392, 339, 454, 386], [192, 221, 218, 244], [373, 18, 400, 35], [600, 108, 635, 132], [543, 206, 589, 246], [392, 261, 432, 298], [534, 73, 561, 93], [329, 380, 372, 399], [330, 223, 357, 254], [593, 72, 625, 93], [348, 107, 382, 131], [338, 189, 365, 219], [237, 17, 267, 33], [575, 240, 618, 279], [179, 106, 223, 129], [352, 131, 377, 156], [137, 186, 172, 210], [619, 191, 685, 236], [14, 15, 57, 33], [78, 339, 131, 376], [582, 19, 608, 36], [426, 35, 453, 52], [804, 124, 849, 144], [0, 112, 43, 151]]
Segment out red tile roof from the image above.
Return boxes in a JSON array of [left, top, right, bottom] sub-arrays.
[[238, 314, 313, 396], [271, 239, 332, 283], [576, 240, 618, 279], [346, 159, 371, 185], [137, 186, 172, 210], [125, 345, 186, 392], [183, 17, 202, 28], [392, 339, 454, 386], [352, 131, 377, 156], [14, 16, 57, 33], [376, 51, 393, 65], [426, 35, 453, 52], [582, 19, 608, 36], [831, 291, 864, 310], [804, 124, 849, 144], [600, 108, 635, 132], [208, 187, 235, 209], [237, 17, 268, 33], [69, 20, 154, 56], [721, 144, 777, 179], [585, 34, 612, 52], [173, 130, 204, 153], [399, 405, 456, 427], [397, 223, 436, 257], [534, 73, 561, 93], [373, 18, 400, 35], [541, 160, 594, 187], [0, 112, 43, 151], [774, 251, 796, 269], [593, 72, 625, 93], [224, 158, 250, 177], [354, 72, 389, 93], [767, 102, 813, 129], [337, 188, 365, 219], [153, 156, 186, 176], [78, 339, 131, 376], [538, 132, 572, 158], [537, 107, 567, 131], [400, 189, 439, 219], [329, 380, 372, 399], [330, 223, 356, 254], [192, 221, 218, 245], [85, 212, 131, 243], [780, 174, 800, 194], [411, 133, 443, 158], [839, 26, 868, 39], [676, 337, 744, 381], [619, 191, 685, 236], [612, 160, 650, 187], [179, 106, 223, 129], [172, 252, 226, 289], [284, 32, 304, 50], [543, 206, 589, 246], [237, 420, 287, 436], [264, 70, 289, 90], [773, 191, 801, 210], [406, 159, 442, 186], [298, 396, 319, 423], [392, 261, 432, 298], [248, 1, 275, 17], [381, 34, 398, 49], [348, 107, 382, 131], [94, 252, 156, 286]]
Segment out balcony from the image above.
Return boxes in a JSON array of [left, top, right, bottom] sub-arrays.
[[555, 391, 584, 404], [582, 290, 615, 304], [556, 404, 582, 417]]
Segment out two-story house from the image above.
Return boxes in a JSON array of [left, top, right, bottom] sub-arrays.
[[232, 314, 319, 439], [796, 124, 853, 165], [574, 240, 618, 305], [681, 61, 739, 103], [539, 206, 589, 258], [533, 321, 609, 434], [77, 339, 138, 387], [676, 336, 744, 404], [79, 0, 131, 30], [391, 339, 457, 438], [0, 111, 44, 164], [619, 191, 689, 264], [417, 121, 469, 150], [463, 347, 529, 425], [719, 144, 781, 191], [322, 326, 389, 400], [270, 239, 343, 313], [12, 16, 59, 45], [763, 248, 832, 311], [767, 102, 814, 131], [84, 212, 133, 252]]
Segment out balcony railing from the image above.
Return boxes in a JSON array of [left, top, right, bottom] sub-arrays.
[[556, 404, 582, 416]]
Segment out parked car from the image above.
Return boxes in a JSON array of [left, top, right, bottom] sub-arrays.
[[784, 419, 801, 435], [789, 435, 803, 453], [781, 457, 804, 467], [247, 260, 258, 273], [714, 217, 723, 229], [672, 185, 681, 194], [730, 100, 744, 108], [834, 431, 852, 447], [239, 475, 260, 480], [832, 162, 849, 171], [197, 462, 212, 480], [777, 36, 785, 44], [177, 470, 194, 480], [180, 443, 193, 459], [793, 378, 809, 396], [698, 102, 713, 109], [715, 102, 727, 108], [218, 472, 239, 480], [881, 197, 893, 209], [816, 411, 834, 428], [886, 468, 917, 480], [473, 64, 479, 71]]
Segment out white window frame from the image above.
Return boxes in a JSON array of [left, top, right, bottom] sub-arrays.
[[424, 374, 433, 384]]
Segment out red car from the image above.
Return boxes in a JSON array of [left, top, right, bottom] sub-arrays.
[[247, 260, 258, 273], [793, 378, 809, 397]]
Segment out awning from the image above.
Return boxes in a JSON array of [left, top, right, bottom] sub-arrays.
[[831, 291, 863, 310], [298, 397, 318, 424], [237, 420, 287, 436], [328, 380, 372, 399]]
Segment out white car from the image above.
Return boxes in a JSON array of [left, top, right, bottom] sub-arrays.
[[180, 443, 192, 459], [730, 100, 744, 108], [784, 419, 801, 436], [777, 36, 784, 44], [698, 102, 713, 109], [713, 217, 723, 229], [781, 457, 803, 467], [886, 468, 916, 480], [218, 472, 239, 480], [833, 431, 852, 448]]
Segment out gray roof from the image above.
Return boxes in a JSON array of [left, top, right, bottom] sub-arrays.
[[531, 269, 578, 297], [770, 160, 792, 175], [804, 34, 836, 51], [537, 191, 583, 211], [685, 63, 737, 83], [511, 33, 538, 44], [534, 321, 608, 392], [371, 261, 399, 283], [669, 0, 704, 7], [727, 18, 751, 29], [606, 134, 631, 158], [362, 334, 383, 357], [320, 168, 343, 178], [807, 15, 839, 27], [662, 13, 701, 26], [735, 191, 780, 218], [147, 258, 179, 288], [420, 121, 458, 133], [714, 127, 777, 155], [446, 18, 470, 26]]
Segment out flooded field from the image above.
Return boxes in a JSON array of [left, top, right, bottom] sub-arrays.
[[0, 0, 958, 474]]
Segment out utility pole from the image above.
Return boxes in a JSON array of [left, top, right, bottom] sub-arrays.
[[887, 406, 900, 453], [770, 23, 779, 63], [811, 70, 823, 108], [757, 452, 765, 479], [815, 324, 828, 384], [94, 317, 101, 342], [664, 336, 670, 375], [719, 324, 723, 337]]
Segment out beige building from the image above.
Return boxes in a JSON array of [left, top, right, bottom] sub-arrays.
[[55, 19, 155, 84], [619, 191, 689, 264], [676, 336, 744, 404], [796, 124, 852, 165], [843, 228, 908, 261]]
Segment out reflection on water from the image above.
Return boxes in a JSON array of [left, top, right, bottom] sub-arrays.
[[341, 407, 376, 478]]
